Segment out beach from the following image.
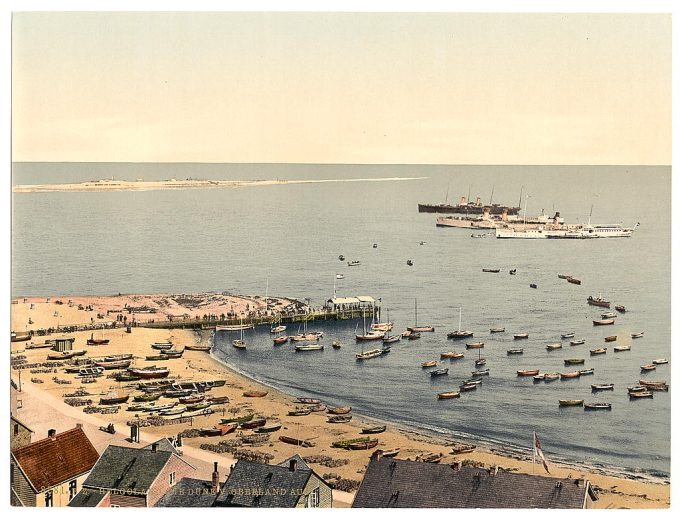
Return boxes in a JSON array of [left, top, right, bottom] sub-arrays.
[[10, 295, 670, 509]]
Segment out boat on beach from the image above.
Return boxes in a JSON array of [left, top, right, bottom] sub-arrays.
[[349, 439, 379, 450], [566, 277, 581, 285], [87, 332, 110, 345], [243, 390, 268, 397], [184, 345, 211, 352], [256, 423, 282, 433], [328, 406, 352, 415], [327, 415, 352, 423], [100, 391, 129, 405], [361, 425, 387, 434], [26, 341, 54, 349], [482, 268, 500, 273], [240, 418, 267, 430], [221, 413, 254, 424], [279, 436, 315, 448]]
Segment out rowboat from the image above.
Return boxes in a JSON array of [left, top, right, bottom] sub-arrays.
[[87, 333, 110, 345], [440, 351, 464, 359], [463, 378, 483, 386], [327, 415, 352, 423], [240, 418, 267, 430], [561, 333, 575, 339], [560, 372, 580, 379], [328, 406, 352, 415], [437, 391, 461, 399], [593, 319, 615, 326], [295, 344, 324, 351], [152, 348, 180, 358], [100, 392, 129, 405], [77, 367, 104, 377], [601, 312, 617, 319], [288, 408, 312, 416], [506, 348, 524, 355], [569, 339, 586, 346], [558, 399, 584, 407], [640, 364, 657, 372], [349, 439, 379, 450], [450, 444, 476, 455], [273, 336, 289, 345], [475, 359, 487, 367], [543, 373, 560, 382], [613, 345, 631, 352], [584, 403, 611, 410], [615, 305, 626, 313], [160, 406, 187, 416], [184, 345, 211, 352], [587, 295, 611, 308], [243, 390, 268, 398], [297, 397, 321, 404], [200, 428, 222, 437], [207, 396, 230, 405], [383, 335, 401, 344], [26, 341, 54, 349], [604, 335, 617, 342], [517, 369, 539, 376], [513, 333, 529, 339], [11, 333, 32, 342], [591, 383, 614, 391], [640, 381, 669, 391], [144, 403, 175, 412], [566, 277, 581, 285], [307, 403, 327, 413], [138, 380, 175, 391], [430, 368, 449, 377], [652, 359, 668, 365], [408, 332, 421, 340], [279, 436, 315, 447], [133, 392, 163, 402], [629, 391, 653, 399], [221, 414, 254, 424], [361, 425, 387, 434], [490, 327, 505, 333], [546, 343, 563, 350], [631, 332, 644, 339], [127, 404, 149, 412], [186, 402, 211, 412], [459, 383, 477, 392], [215, 423, 238, 435], [533, 374, 545, 382], [270, 325, 286, 334], [128, 366, 170, 379], [151, 342, 174, 350], [578, 368, 595, 376], [564, 359, 585, 365], [232, 340, 246, 349], [347, 260, 361, 267], [256, 423, 282, 433], [215, 324, 254, 332], [465, 342, 484, 349], [372, 448, 401, 458], [627, 385, 647, 394], [179, 394, 205, 404], [356, 349, 384, 360], [103, 354, 134, 362], [371, 322, 394, 332], [421, 360, 438, 368], [471, 368, 490, 376], [145, 354, 169, 361], [47, 351, 76, 360], [590, 348, 607, 356], [482, 268, 500, 273], [164, 389, 193, 398], [419, 453, 443, 463]]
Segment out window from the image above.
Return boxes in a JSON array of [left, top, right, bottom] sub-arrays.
[[169, 472, 176, 486], [13, 424, 19, 435], [69, 480, 77, 500], [45, 490, 53, 507], [307, 487, 320, 508]]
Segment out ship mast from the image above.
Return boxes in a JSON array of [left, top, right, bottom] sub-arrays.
[[489, 185, 495, 206]]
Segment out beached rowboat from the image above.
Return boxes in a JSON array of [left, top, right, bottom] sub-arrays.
[[243, 390, 268, 398]]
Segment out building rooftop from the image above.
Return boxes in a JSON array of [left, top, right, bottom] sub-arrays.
[[352, 458, 593, 509], [11, 426, 99, 492], [155, 477, 222, 507], [68, 488, 108, 507]]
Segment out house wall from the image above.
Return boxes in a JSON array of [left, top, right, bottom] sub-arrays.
[[47, 474, 90, 507], [146, 454, 195, 507], [110, 493, 146, 507], [295, 474, 332, 508], [10, 417, 33, 451]]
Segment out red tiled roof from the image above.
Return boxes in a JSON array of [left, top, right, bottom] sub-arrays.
[[12, 427, 99, 491]]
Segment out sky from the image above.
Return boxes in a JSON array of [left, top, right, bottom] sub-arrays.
[[10, 11, 672, 164]]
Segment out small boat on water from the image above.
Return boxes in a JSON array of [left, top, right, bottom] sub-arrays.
[[332, 341, 342, 349], [517, 369, 539, 377], [564, 358, 585, 365], [408, 299, 435, 333], [566, 277, 581, 285], [578, 368, 595, 376], [338, 255, 345, 261], [604, 335, 617, 342], [559, 399, 584, 407], [614, 305, 626, 313], [546, 343, 563, 350], [475, 358, 486, 367], [295, 344, 324, 351], [631, 332, 644, 339], [490, 327, 505, 333], [347, 260, 361, 267], [361, 425, 387, 434], [184, 345, 211, 352], [356, 348, 384, 360], [273, 335, 289, 345], [232, 340, 246, 349], [514, 333, 529, 340], [570, 339, 586, 346], [437, 391, 460, 399], [471, 368, 490, 377], [529, 283, 538, 289], [593, 319, 615, 326], [459, 383, 477, 392], [558, 274, 569, 279], [584, 403, 611, 410], [215, 323, 254, 332], [628, 385, 647, 394], [507, 348, 524, 355], [482, 268, 501, 273], [560, 371, 581, 379], [421, 360, 438, 368], [590, 348, 607, 356], [587, 295, 611, 308], [448, 307, 473, 339], [543, 373, 560, 382], [465, 342, 484, 349], [561, 332, 575, 339], [270, 325, 286, 334], [371, 321, 394, 332], [327, 415, 352, 423], [464, 378, 483, 386], [640, 380, 668, 391], [629, 391, 653, 399], [408, 332, 422, 340], [243, 390, 268, 398], [328, 406, 352, 415], [406, 259, 414, 266], [613, 345, 631, 352], [430, 368, 449, 377], [382, 334, 401, 344], [640, 364, 657, 372], [652, 358, 669, 365], [279, 436, 315, 448], [591, 383, 614, 391], [440, 351, 464, 359], [601, 312, 617, 319], [256, 423, 282, 433]]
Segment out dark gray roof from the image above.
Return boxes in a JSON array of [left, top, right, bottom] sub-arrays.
[[215, 459, 312, 507], [68, 488, 108, 507], [155, 477, 222, 507], [277, 454, 310, 471], [82, 445, 173, 494], [352, 459, 590, 509], [142, 438, 180, 455]]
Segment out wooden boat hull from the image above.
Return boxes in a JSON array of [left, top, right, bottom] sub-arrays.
[[100, 396, 129, 405], [96, 359, 132, 370], [327, 415, 352, 423], [465, 343, 484, 349], [240, 419, 267, 430], [593, 319, 615, 326], [256, 423, 282, 433], [349, 439, 379, 450], [437, 392, 460, 399], [279, 436, 315, 447], [559, 400, 584, 407], [243, 391, 268, 398], [184, 345, 211, 352], [328, 407, 352, 415], [361, 426, 387, 434], [517, 370, 539, 376], [128, 367, 171, 379], [221, 414, 254, 424], [513, 334, 529, 340], [584, 403, 611, 410]]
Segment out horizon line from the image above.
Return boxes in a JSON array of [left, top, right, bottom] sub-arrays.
[[10, 161, 671, 167]]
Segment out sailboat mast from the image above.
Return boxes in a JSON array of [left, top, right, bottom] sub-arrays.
[[489, 185, 495, 205], [414, 299, 418, 327], [445, 182, 450, 204], [518, 185, 524, 208], [458, 307, 462, 331]]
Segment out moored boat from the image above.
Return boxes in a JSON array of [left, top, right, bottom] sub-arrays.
[[100, 391, 129, 405], [273, 335, 289, 345], [407, 332, 421, 340], [578, 368, 595, 376], [409, 299, 434, 332], [440, 351, 464, 359], [471, 368, 490, 377], [631, 332, 644, 339], [604, 335, 617, 342], [437, 391, 460, 399], [295, 344, 324, 351], [566, 277, 581, 285], [614, 305, 626, 313], [640, 364, 657, 372], [593, 319, 615, 326], [639, 380, 668, 391], [591, 383, 614, 391], [240, 418, 267, 430], [490, 327, 505, 333], [232, 339, 246, 349], [543, 373, 560, 382], [256, 423, 282, 433], [383, 334, 401, 344], [564, 358, 585, 365], [356, 348, 384, 360], [506, 348, 523, 355], [448, 307, 473, 339], [465, 342, 484, 349], [560, 371, 581, 379], [590, 348, 607, 356], [546, 343, 563, 350], [421, 360, 437, 368], [517, 369, 539, 376], [587, 295, 611, 308], [652, 358, 668, 365], [459, 383, 477, 392], [558, 399, 584, 407], [513, 333, 529, 339], [569, 339, 586, 346], [629, 391, 653, 399], [482, 268, 501, 273], [87, 333, 110, 345], [613, 345, 631, 352], [561, 332, 575, 339], [584, 403, 612, 410], [429, 368, 449, 377], [475, 358, 486, 367]]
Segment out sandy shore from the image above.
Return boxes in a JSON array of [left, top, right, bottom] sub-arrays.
[[12, 176, 429, 193], [10, 298, 670, 509]]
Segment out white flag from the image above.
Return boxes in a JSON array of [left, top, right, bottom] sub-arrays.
[[534, 431, 550, 474]]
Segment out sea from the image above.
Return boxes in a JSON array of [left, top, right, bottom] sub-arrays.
[[11, 163, 671, 478]]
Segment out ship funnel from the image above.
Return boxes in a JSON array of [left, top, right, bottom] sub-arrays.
[[460, 196, 467, 205]]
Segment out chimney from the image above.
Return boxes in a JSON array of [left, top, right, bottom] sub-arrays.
[[48, 429, 57, 439], [371, 450, 383, 462], [451, 461, 462, 471], [76, 423, 82, 429], [289, 459, 297, 472], [151, 442, 158, 452], [575, 478, 585, 488], [211, 462, 220, 494], [460, 196, 466, 205]]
